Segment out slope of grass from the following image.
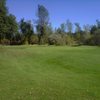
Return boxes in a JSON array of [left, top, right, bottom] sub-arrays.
[[0, 45, 100, 100]]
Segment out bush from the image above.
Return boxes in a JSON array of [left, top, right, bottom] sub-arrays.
[[48, 34, 66, 45], [66, 36, 76, 45], [10, 41, 22, 45], [0, 39, 10, 45], [29, 35, 38, 44], [87, 36, 100, 46]]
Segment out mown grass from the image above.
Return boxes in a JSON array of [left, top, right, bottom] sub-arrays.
[[0, 45, 100, 100]]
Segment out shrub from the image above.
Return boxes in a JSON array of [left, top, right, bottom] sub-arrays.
[[29, 35, 38, 44], [0, 39, 10, 45], [66, 36, 77, 46], [48, 34, 66, 45]]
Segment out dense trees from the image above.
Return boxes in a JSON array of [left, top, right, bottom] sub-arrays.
[[0, 0, 18, 45], [0, 0, 100, 46], [88, 20, 100, 45], [19, 19, 34, 44]]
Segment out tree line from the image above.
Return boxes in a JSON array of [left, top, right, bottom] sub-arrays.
[[0, 0, 100, 46]]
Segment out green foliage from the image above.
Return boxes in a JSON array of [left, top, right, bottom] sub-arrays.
[[74, 23, 85, 45], [0, 0, 8, 15], [83, 24, 91, 43], [19, 19, 34, 44], [6, 14, 18, 41], [87, 21, 100, 46], [0, 0, 18, 44], [88, 29, 100, 46], [46, 23, 53, 35], [60, 23, 66, 33], [66, 35, 76, 45], [29, 35, 38, 44], [48, 34, 66, 45], [90, 25, 97, 35], [0, 16, 7, 40], [11, 32, 22, 45]]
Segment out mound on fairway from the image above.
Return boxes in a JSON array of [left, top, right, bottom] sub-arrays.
[[0, 46, 100, 100]]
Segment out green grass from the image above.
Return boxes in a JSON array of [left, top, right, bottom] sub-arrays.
[[0, 45, 100, 100]]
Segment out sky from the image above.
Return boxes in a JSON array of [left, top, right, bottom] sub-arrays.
[[6, 0, 100, 28]]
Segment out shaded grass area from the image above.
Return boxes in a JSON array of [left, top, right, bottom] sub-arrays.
[[0, 45, 100, 100]]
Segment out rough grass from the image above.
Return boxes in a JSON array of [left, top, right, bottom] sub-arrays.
[[0, 45, 100, 100]]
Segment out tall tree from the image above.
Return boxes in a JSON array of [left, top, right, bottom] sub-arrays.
[[75, 23, 83, 44], [66, 19, 73, 35], [36, 5, 49, 44], [96, 19, 100, 29], [46, 23, 53, 35], [6, 14, 18, 42], [83, 24, 91, 40], [65, 20, 73, 45], [75, 23, 81, 33], [55, 23, 66, 35], [60, 23, 66, 33], [19, 19, 34, 44], [0, 0, 18, 44], [0, 0, 8, 15], [89, 20, 100, 45], [90, 25, 97, 35], [0, 0, 8, 41]]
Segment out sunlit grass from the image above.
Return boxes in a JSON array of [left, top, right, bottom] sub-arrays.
[[0, 45, 100, 100]]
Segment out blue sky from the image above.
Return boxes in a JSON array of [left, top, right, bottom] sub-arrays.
[[7, 0, 100, 28]]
